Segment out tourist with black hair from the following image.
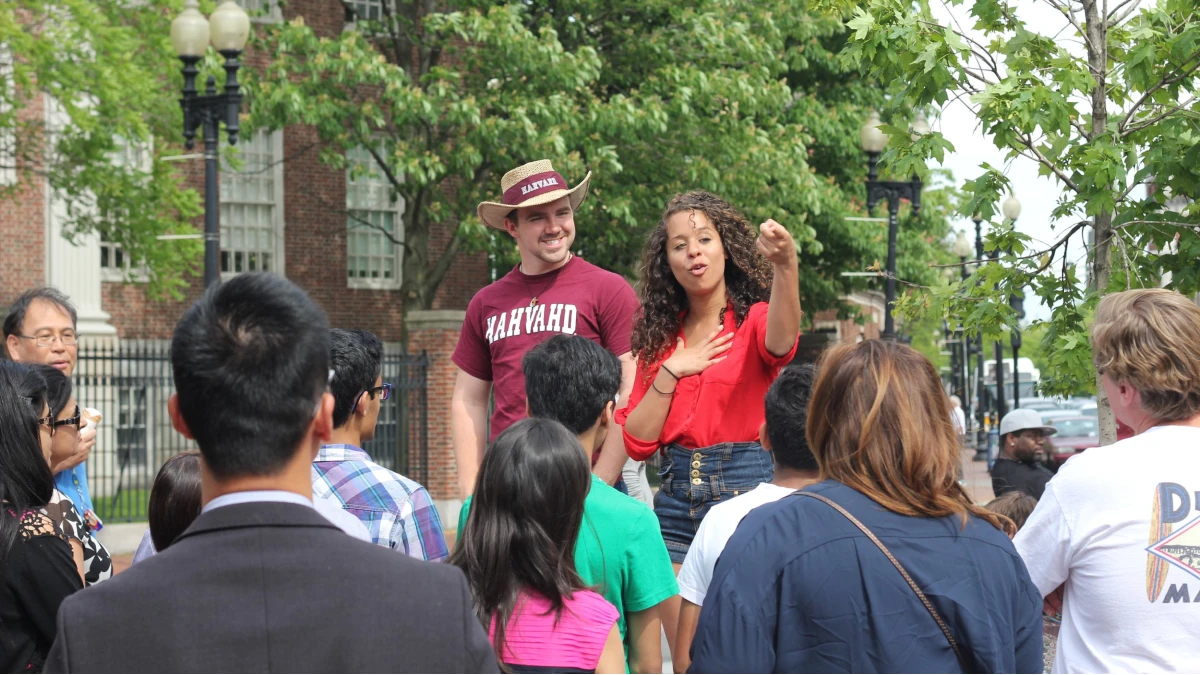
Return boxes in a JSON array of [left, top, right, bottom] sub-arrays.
[[459, 334, 678, 673], [28, 364, 110, 585], [4, 288, 111, 584], [451, 418, 626, 673], [313, 328, 447, 560], [673, 364, 821, 673], [0, 360, 83, 673], [45, 273, 495, 673]]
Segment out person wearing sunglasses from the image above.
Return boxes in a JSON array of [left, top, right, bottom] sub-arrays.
[[33, 365, 113, 586], [312, 328, 448, 561]]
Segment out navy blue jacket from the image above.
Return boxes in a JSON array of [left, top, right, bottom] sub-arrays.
[[689, 481, 1043, 674]]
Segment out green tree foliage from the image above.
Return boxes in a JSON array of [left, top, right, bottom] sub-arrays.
[[839, 0, 1200, 441], [0, 0, 201, 297], [245, 0, 956, 316]]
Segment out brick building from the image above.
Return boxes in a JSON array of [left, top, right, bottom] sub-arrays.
[[2, 0, 885, 528], [0, 0, 488, 523]]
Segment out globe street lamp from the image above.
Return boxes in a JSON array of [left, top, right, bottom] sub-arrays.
[[1001, 194, 1023, 408], [991, 194, 1021, 418], [171, 0, 251, 288], [953, 229, 974, 424], [860, 110, 925, 340]]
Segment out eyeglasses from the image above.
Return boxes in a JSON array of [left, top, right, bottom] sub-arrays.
[[53, 405, 82, 433], [362, 383, 393, 401], [16, 333, 78, 348], [36, 415, 56, 435]]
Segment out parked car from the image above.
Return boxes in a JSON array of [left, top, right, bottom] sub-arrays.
[[1023, 399, 1065, 412], [1048, 416, 1100, 470], [1041, 408, 1084, 424]]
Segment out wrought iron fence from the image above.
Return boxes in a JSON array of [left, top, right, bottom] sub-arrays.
[[75, 341, 428, 523]]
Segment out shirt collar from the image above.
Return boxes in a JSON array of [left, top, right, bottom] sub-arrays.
[[315, 443, 371, 463], [202, 490, 313, 514]]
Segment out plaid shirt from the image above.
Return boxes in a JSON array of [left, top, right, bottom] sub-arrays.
[[312, 444, 449, 562]]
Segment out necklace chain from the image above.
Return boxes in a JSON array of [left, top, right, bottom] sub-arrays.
[[521, 254, 571, 307]]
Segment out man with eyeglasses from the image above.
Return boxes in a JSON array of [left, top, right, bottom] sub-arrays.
[[312, 328, 448, 561], [4, 287, 111, 581]]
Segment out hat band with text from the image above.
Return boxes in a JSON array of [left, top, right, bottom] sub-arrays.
[[502, 171, 568, 206]]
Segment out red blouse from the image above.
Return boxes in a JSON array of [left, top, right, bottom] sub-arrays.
[[615, 302, 799, 460]]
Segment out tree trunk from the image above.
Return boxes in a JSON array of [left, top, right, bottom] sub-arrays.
[[1084, 0, 1119, 446]]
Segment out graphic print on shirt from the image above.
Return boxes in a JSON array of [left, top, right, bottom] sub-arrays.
[[1146, 482, 1200, 602], [484, 303, 578, 344]]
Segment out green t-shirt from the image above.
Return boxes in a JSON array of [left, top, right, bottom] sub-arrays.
[[458, 475, 678, 666]]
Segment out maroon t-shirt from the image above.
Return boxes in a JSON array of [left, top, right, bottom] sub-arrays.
[[452, 256, 638, 440]]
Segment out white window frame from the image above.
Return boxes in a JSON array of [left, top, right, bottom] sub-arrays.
[[236, 0, 282, 23], [343, 0, 397, 33], [219, 130, 286, 280], [100, 137, 152, 282], [345, 144, 404, 290]]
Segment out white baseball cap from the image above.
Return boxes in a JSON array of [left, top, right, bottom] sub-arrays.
[[999, 408, 1057, 437]]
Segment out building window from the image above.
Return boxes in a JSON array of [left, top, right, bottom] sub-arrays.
[[115, 385, 148, 467], [345, 0, 393, 22], [236, 0, 281, 22], [346, 145, 403, 289], [220, 130, 284, 276]]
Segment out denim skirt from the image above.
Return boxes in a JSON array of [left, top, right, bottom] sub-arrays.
[[654, 441, 774, 563]]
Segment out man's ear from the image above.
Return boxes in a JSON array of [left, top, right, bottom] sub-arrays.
[[601, 400, 615, 426], [168, 394, 194, 440], [313, 392, 335, 443], [6, 335, 20, 361], [758, 422, 772, 451], [504, 216, 520, 239], [352, 392, 367, 418]]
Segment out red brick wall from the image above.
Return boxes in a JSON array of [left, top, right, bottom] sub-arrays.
[[407, 324, 462, 500], [0, 180, 46, 305], [0, 79, 46, 305], [100, 0, 487, 340]]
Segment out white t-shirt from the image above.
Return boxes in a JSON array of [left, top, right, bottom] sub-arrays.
[[1014, 425, 1200, 673], [952, 406, 967, 434], [677, 483, 796, 605]]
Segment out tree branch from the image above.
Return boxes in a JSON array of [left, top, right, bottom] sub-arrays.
[[1118, 58, 1200, 132], [1121, 94, 1199, 136], [1014, 132, 1082, 193]]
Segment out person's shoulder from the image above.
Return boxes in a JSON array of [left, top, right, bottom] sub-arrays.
[[586, 478, 655, 521], [466, 269, 521, 305], [568, 588, 621, 624]]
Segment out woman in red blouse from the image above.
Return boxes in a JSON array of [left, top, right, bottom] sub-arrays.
[[616, 190, 800, 643]]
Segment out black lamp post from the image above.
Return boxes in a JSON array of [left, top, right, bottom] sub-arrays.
[[970, 214, 988, 460], [953, 229, 973, 416], [1000, 195, 1024, 409], [171, 0, 251, 289], [860, 110, 927, 339]]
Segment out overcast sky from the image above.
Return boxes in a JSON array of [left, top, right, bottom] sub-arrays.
[[923, 0, 1145, 321]]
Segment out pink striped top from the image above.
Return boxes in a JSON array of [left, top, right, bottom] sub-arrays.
[[489, 589, 619, 671]]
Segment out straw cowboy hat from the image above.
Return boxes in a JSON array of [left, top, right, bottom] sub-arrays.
[[477, 160, 592, 230]]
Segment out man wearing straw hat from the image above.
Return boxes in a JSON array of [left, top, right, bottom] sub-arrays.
[[451, 160, 644, 501]]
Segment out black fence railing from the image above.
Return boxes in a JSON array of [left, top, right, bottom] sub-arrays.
[[75, 341, 428, 523]]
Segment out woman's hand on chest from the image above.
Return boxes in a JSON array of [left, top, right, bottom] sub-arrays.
[[662, 325, 734, 379]]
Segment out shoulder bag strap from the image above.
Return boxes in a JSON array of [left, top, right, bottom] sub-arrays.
[[794, 490, 971, 673]]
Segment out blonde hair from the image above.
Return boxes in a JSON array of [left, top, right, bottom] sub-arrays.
[[1092, 289, 1200, 421], [806, 340, 1009, 532]]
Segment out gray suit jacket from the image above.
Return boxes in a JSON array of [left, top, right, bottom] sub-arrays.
[[45, 502, 497, 673]]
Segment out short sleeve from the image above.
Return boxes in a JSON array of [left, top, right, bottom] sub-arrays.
[[456, 496, 473, 546], [1013, 481, 1073, 597], [597, 276, 638, 356], [452, 295, 494, 382], [15, 518, 84, 646], [749, 302, 798, 367], [622, 506, 679, 612], [615, 362, 661, 462], [677, 515, 716, 605]]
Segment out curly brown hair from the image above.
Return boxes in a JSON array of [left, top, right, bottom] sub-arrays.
[[631, 190, 772, 366]]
